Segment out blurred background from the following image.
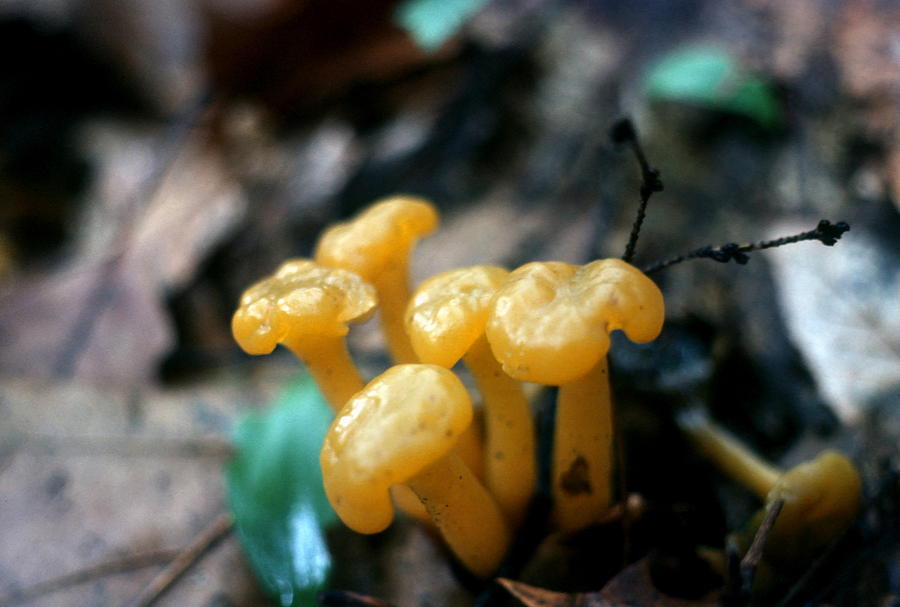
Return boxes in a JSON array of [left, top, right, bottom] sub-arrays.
[[0, 0, 898, 605]]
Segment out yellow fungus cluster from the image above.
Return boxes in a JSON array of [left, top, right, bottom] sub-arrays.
[[232, 195, 861, 579]]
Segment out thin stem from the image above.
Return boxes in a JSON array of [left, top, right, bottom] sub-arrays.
[[610, 118, 664, 264], [464, 335, 536, 526], [643, 220, 850, 274], [373, 261, 418, 364], [407, 453, 510, 578], [552, 358, 613, 532], [284, 334, 365, 412], [677, 409, 782, 500]]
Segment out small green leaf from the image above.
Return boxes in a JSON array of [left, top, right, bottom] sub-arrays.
[[226, 375, 336, 607], [395, 0, 491, 52], [644, 45, 782, 129]]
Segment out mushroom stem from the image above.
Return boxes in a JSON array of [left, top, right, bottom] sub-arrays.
[[677, 409, 782, 499], [464, 335, 535, 525], [407, 452, 511, 578], [283, 334, 365, 412], [553, 358, 614, 533], [372, 261, 418, 364]]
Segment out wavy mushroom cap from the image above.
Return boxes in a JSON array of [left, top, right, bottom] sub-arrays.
[[231, 259, 377, 355], [314, 196, 439, 281], [320, 364, 473, 534], [765, 450, 862, 557], [406, 265, 509, 367], [486, 258, 664, 384]]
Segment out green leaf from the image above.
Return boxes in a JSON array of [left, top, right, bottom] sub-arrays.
[[226, 375, 336, 606], [644, 45, 782, 129], [395, 0, 491, 52]]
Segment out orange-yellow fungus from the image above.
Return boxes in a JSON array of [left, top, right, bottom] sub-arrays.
[[315, 196, 438, 364], [487, 259, 664, 385], [764, 450, 861, 559], [321, 364, 510, 577], [679, 410, 862, 561], [678, 409, 781, 500], [486, 259, 664, 532], [407, 265, 535, 524], [232, 259, 376, 411]]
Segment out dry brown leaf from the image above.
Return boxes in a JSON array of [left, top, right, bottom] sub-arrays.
[[204, 0, 438, 116], [0, 127, 245, 384], [833, 0, 900, 101], [76, 0, 203, 113], [0, 376, 271, 607], [499, 578, 607, 607], [500, 558, 719, 607], [0, 259, 173, 384], [832, 0, 900, 206]]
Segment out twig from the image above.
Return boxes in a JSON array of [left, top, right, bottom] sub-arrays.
[[125, 512, 233, 607], [642, 220, 850, 274], [610, 118, 664, 264], [0, 549, 177, 607], [739, 498, 785, 599]]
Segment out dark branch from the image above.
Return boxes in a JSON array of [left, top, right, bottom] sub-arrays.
[[740, 498, 785, 598], [610, 118, 664, 264], [642, 220, 850, 274]]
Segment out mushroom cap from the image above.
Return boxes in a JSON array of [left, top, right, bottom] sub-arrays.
[[765, 450, 861, 557], [320, 364, 473, 534], [231, 259, 377, 355], [406, 265, 509, 367], [314, 196, 438, 282], [486, 258, 664, 384]]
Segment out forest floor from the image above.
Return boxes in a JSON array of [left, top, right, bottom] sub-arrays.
[[0, 1, 898, 605]]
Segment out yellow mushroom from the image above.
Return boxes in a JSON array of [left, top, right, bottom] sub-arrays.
[[406, 265, 535, 525], [677, 409, 862, 561], [320, 364, 510, 577], [486, 259, 664, 532], [232, 259, 376, 411], [315, 196, 438, 364]]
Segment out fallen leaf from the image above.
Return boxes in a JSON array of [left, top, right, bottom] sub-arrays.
[[832, 0, 900, 207], [0, 258, 173, 384], [394, 0, 491, 52], [499, 578, 606, 607], [75, 0, 204, 112], [500, 558, 718, 607], [0, 375, 268, 606], [600, 559, 719, 607], [767, 220, 900, 422], [0, 125, 245, 384], [226, 374, 336, 607], [643, 45, 782, 130], [204, 0, 436, 115]]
